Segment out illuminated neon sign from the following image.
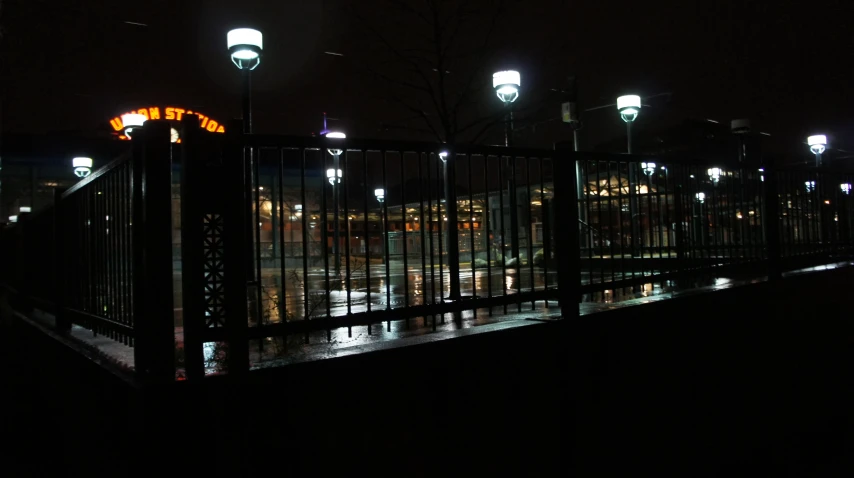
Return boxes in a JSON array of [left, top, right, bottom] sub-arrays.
[[109, 106, 225, 140]]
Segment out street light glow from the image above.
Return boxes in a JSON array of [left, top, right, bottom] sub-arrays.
[[227, 28, 263, 69], [841, 183, 851, 195], [326, 131, 345, 156], [805, 180, 816, 192], [19, 207, 31, 213], [439, 151, 449, 161], [121, 113, 146, 138], [326, 168, 342, 185], [493, 70, 520, 103], [807, 134, 827, 155], [617, 95, 641, 122], [8, 215, 18, 223], [374, 188, 385, 203], [641, 162, 656, 176], [72, 157, 93, 178], [695, 192, 706, 203], [707, 167, 722, 184]]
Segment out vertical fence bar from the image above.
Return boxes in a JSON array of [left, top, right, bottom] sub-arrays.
[[417, 153, 427, 312], [497, 154, 508, 313], [363, 151, 373, 333], [765, 159, 782, 280], [301, 150, 310, 340], [322, 151, 332, 340], [539, 158, 549, 307], [484, 156, 493, 314], [277, 150, 288, 332], [468, 155, 477, 300], [401, 152, 410, 314], [343, 152, 352, 327], [382, 151, 391, 331], [525, 157, 535, 309], [54, 188, 70, 334], [426, 155, 436, 330]]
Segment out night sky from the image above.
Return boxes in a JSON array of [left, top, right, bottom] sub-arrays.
[[1, 0, 852, 158]]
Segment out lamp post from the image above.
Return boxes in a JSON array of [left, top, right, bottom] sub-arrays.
[[617, 95, 641, 154], [493, 70, 522, 272], [72, 157, 93, 178], [326, 132, 345, 274], [807, 134, 827, 168], [618, 94, 642, 255], [227, 28, 263, 133]]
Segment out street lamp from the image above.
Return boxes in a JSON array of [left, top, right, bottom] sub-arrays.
[[326, 131, 346, 156], [492, 70, 520, 104], [439, 151, 448, 161], [121, 113, 146, 139], [8, 215, 17, 223], [325, 131, 346, 273], [707, 167, 723, 184], [641, 162, 656, 176], [374, 188, 385, 203], [758, 168, 765, 182], [493, 70, 520, 147], [227, 27, 263, 133], [808, 134, 827, 167], [617, 95, 641, 154], [618, 94, 642, 256], [842, 183, 852, 195], [805, 180, 816, 193], [326, 168, 342, 185], [695, 192, 706, 203], [72, 157, 93, 178]]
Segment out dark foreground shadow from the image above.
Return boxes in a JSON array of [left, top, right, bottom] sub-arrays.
[[2, 267, 852, 476]]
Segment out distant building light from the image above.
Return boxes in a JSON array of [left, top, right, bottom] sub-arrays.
[[695, 192, 706, 203], [326, 168, 342, 185], [707, 167, 722, 184], [8, 215, 18, 223], [842, 183, 852, 195]]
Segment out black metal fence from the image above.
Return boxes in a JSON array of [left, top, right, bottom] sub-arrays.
[[3, 116, 854, 382], [0, 121, 177, 382]]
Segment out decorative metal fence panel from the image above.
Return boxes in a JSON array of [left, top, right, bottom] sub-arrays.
[[59, 153, 136, 343], [238, 137, 562, 350]]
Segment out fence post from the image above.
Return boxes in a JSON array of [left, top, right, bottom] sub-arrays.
[[131, 120, 176, 383], [763, 158, 782, 281], [178, 115, 210, 380], [222, 120, 250, 376], [552, 146, 579, 316], [54, 188, 71, 334]]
